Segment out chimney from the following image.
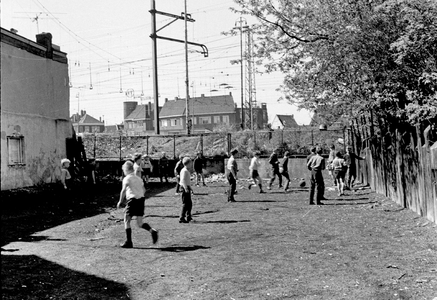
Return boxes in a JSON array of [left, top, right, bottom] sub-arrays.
[[165, 98, 169, 103], [174, 97, 178, 100], [148, 101, 152, 113], [229, 92, 232, 96], [99, 117, 102, 122], [145, 103, 149, 118], [10, 28, 18, 34], [201, 94, 205, 97], [36, 32, 53, 59]]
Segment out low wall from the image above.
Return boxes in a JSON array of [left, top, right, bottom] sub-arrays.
[[95, 158, 224, 178]]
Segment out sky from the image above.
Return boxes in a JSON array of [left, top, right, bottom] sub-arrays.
[[2, 0, 312, 126]]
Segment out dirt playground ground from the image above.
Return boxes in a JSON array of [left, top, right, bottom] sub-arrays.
[[1, 179, 437, 300]]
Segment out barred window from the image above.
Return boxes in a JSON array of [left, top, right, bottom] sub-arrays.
[[7, 136, 25, 165]]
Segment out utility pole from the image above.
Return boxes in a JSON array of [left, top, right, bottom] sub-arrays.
[[151, 0, 160, 134], [234, 17, 248, 130], [150, 0, 208, 135], [184, 0, 190, 135]]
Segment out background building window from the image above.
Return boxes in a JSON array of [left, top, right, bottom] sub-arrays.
[[222, 115, 230, 124], [7, 136, 25, 165], [213, 116, 221, 123], [172, 119, 178, 126], [193, 117, 197, 125], [199, 116, 211, 124], [162, 120, 168, 127]]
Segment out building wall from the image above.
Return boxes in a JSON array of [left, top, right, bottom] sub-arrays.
[[161, 113, 238, 134], [1, 40, 72, 190]]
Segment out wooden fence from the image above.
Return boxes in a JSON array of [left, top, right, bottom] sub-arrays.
[[355, 124, 437, 224]]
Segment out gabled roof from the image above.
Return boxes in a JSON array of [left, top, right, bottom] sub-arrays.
[[76, 114, 103, 125], [276, 114, 299, 128], [160, 94, 236, 118], [125, 104, 147, 120]]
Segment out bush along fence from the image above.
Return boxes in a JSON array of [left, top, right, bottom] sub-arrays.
[[80, 127, 346, 161], [352, 118, 437, 224]]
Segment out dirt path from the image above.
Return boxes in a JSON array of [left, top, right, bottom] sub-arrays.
[[2, 180, 437, 299]]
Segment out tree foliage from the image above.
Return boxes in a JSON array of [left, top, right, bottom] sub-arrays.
[[233, 0, 437, 127]]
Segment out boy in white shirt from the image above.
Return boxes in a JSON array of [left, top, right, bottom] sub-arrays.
[[117, 161, 158, 248], [179, 157, 193, 223], [248, 151, 265, 193]]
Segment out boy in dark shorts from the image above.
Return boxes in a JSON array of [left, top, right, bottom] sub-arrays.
[[194, 152, 206, 187], [117, 161, 158, 248], [332, 151, 346, 196], [267, 148, 282, 190], [248, 151, 265, 193]]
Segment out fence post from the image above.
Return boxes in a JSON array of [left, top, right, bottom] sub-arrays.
[[227, 133, 232, 154], [146, 136, 149, 155], [200, 134, 204, 154], [343, 127, 347, 152], [173, 135, 176, 159], [93, 134, 97, 159], [281, 129, 284, 147], [253, 130, 257, 149], [119, 135, 122, 161]]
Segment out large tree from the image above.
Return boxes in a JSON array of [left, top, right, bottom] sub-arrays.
[[234, 0, 437, 127]]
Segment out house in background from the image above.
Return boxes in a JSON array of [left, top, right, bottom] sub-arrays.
[[235, 103, 269, 130], [271, 114, 300, 130], [1, 28, 72, 190], [159, 93, 269, 134], [105, 124, 124, 134], [123, 101, 159, 135], [159, 93, 237, 134], [71, 110, 105, 133]]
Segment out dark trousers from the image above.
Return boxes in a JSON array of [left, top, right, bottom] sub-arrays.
[[175, 176, 181, 193], [160, 168, 168, 182], [281, 171, 290, 190], [268, 167, 282, 187], [227, 172, 236, 201], [180, 189, 192, 220], [309, 170, 324, 204], [345, 166, 356, 188]]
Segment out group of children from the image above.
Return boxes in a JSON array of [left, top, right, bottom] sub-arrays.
[[59, 144, 364, 248]]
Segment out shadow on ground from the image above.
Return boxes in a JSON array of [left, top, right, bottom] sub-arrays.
[[1, 254, 130, 300], [1, 181, 175, 247]]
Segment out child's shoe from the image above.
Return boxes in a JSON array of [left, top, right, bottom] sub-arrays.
[[248, 184, 252, 190], [121, 241, 133, 248], [179, 218, 188, 223], [151, 229, 159, 244], [187, 217, 192, 222]]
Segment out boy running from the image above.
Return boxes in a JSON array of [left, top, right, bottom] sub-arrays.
[[179, 157, 194, 223], [248, 151, 265, 193], [117, 161, 158, 248], [267, 148, 282, 190]]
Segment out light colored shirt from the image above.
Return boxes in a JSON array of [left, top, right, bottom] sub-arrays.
[[61, 168, 71, 181], [307, 154, 325, 171], [249, 157, 260, 171], [123, 173, 145, 200], [332, 157, 345, 171], [134, 162, 143, 177], [179, 167, 191, 189], [227, 156, 238, 171]]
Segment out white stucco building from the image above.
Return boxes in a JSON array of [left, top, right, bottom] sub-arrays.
[[1, 28, 72, 190]]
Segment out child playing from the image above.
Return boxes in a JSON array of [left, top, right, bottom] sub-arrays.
[[332, 151, 346, 196], [226, 148, 239, 202], [142, 155, 152, 184], [279, 151, 291, 192], [174, 154, 185, 195], [179, 157, 193, 223], [133, 153, 143, 179], [117, 161, 158, 248], [248, 151, 265, 193], [193, 152, 207, 187], [60, 158, 72, 190]]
